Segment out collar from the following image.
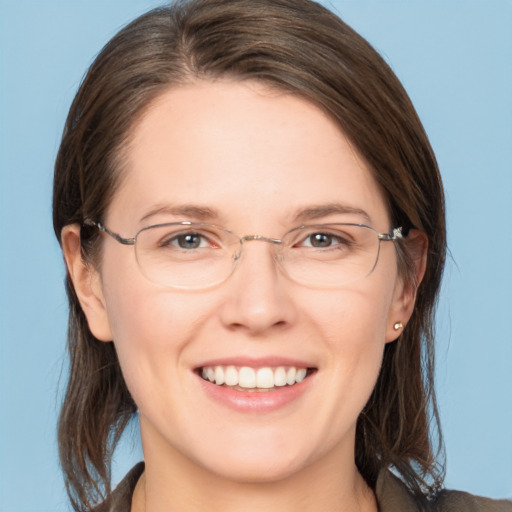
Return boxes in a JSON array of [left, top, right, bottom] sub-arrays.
[[97, 463, 426, 512], [376, 469, 424, 512]]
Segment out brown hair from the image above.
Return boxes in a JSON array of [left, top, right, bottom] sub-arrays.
[[53, 0, 446, 509]]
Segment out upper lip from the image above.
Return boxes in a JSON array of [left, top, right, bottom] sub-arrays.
[[194, 356, 317, 370]]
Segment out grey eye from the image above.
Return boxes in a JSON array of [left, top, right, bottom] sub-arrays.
[[158, 232, 209, 250], [175, 233, 203, 249], [309, 233, 333, 248]]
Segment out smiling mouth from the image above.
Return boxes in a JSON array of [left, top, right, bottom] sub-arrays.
[[197, 365, 316, 391]]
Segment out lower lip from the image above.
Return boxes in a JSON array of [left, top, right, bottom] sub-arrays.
[[196, 373, 314, 412]]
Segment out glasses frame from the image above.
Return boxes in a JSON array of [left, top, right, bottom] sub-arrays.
[[83, 219, 403, 289]]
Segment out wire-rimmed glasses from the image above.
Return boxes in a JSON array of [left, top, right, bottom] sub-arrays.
[[84, 220, 402, 290]]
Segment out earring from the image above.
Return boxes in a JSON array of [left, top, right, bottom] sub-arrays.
[[393, 322, 403, 331]]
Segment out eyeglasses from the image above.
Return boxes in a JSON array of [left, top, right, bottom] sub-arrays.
[[84, 220, 402, 290]]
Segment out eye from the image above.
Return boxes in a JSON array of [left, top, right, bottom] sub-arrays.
[[176, 233, 205, 249], [160, 231, 212, 250], [299, 231, 350, 249], [307, 233, 334, 248]]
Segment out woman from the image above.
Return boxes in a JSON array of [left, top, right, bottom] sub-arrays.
[[53, 0, 511, 511]]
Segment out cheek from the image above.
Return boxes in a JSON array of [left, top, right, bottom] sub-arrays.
[[99, 261, 213, 408], [322, 291, 388, 392], [100, 246, 204, 347], [313, 280, 394, 348], [305, 279, 395, 401]]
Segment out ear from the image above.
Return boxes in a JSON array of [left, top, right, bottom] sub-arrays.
[[61, 224, 113, 342], [385, 229, 428, 343]]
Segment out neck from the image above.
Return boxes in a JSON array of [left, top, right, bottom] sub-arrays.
[[132, 428, 377, 512]]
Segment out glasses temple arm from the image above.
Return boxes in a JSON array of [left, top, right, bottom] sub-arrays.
[[83, 219, 136, 245], [378, 226, 403, 242]]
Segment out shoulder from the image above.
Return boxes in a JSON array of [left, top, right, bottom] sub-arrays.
[[92, 462, 145, 512], [376, 469, 512, 512], [434, 489, 512, 512]]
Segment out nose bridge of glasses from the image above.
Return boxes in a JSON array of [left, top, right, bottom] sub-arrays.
[[232, 235, 283, 263], [240, 234, 283, 244]]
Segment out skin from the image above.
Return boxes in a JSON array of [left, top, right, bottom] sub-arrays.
[[62, 81, 423, 512]]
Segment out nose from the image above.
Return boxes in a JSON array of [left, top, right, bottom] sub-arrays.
[[218, 239, 297, 335]]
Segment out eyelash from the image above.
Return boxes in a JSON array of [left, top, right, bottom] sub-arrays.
[[160, 232, 218, 249], [297, 232, 352, 249]]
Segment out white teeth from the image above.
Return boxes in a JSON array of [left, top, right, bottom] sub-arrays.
[[239, 367, 256, 388], [295, 368, 307, 383], [224, 365, 238, 386], [286, 367, 296, 385], [274, 366, 287, 387], [214, 366, 225, 385], [256, 367, 274, 389], [200, 365, 310, 389]]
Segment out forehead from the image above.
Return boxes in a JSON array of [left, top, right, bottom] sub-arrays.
[[109, 80, 390, 231]]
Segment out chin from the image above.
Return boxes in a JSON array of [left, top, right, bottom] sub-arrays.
[[185, 427, 332, 485], [200, 454, 307, 485]]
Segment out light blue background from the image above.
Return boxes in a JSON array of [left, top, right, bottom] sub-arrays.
[[1, 1, 511, 510]]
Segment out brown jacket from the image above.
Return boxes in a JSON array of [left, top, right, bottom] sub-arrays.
[[95, 462, 512, 512]]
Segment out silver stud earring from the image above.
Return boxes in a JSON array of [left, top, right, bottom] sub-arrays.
[[393, 322, 403, 331]]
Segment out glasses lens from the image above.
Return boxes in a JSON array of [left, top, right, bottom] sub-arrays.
[[135, 223, 239, 289], [133, 223, 383, 289], [280, 224, 380, 287]]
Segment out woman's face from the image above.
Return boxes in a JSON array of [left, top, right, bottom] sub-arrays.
[[78, 81, 412, 483]]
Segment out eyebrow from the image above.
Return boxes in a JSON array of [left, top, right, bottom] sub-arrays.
[[292, 203, 372, 224], [139, 204, 220, 223], [139, 202, 372, 226]]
